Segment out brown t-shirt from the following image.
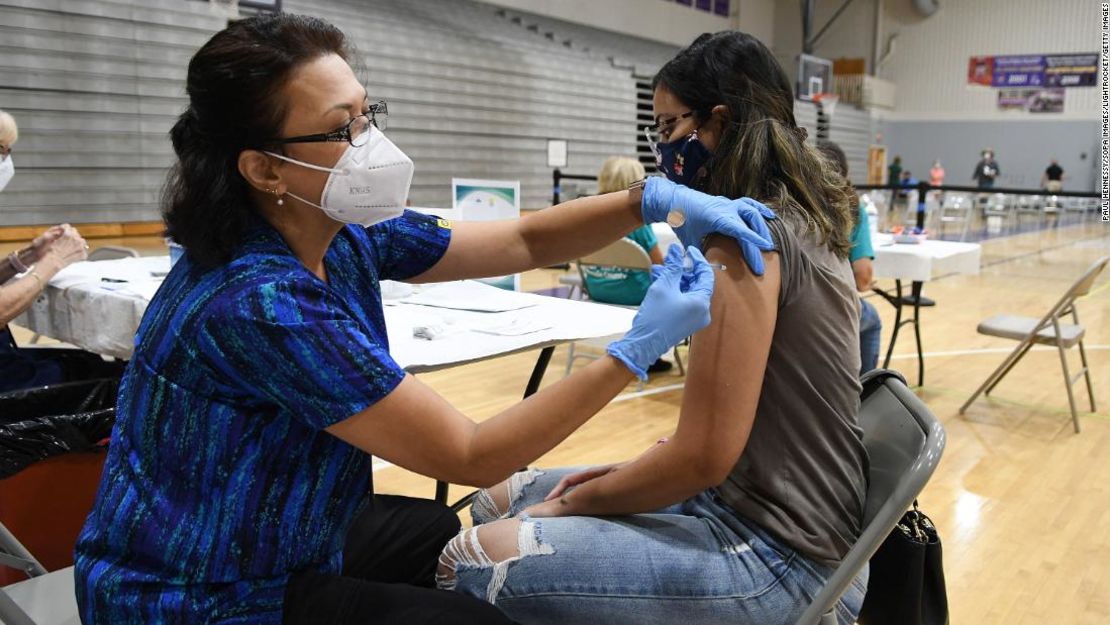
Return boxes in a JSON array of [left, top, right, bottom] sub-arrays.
[[716, 214, 868, 566]]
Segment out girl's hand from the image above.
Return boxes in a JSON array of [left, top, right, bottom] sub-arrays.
[[543, 463, 624, 502]]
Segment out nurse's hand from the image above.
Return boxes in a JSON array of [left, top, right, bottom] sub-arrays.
[[606, 245, 714, 380], [641, 177, 776, 276]]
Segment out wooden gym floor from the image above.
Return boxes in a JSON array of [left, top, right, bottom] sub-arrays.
[[4, 215, 1108, 623]]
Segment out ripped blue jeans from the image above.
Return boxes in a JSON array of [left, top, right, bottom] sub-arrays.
[[439, 468, 867, 625]]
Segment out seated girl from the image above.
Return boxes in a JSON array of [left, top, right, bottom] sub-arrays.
[[437, 31, 868, 625]]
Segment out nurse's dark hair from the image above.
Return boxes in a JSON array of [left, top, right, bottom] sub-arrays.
[[163, 14, 350, 268], [653, 32, 855, 258]]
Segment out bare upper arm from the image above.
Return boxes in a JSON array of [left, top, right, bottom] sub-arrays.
[[670, 234, 780, 481], [851, 257, 873, 292], [407, 220, 525, 284], [325, 374, 480, 484]]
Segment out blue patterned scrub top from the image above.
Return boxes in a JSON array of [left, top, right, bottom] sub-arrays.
[[74, 211, 452, 624]]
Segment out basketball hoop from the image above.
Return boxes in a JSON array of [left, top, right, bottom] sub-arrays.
[[812, 93, 839, 118]]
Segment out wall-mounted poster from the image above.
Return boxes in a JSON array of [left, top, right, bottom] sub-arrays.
[[968, 56, 994, 86], [997, 88, 1065, 113], [969, 53, 1099, 88], [452, 178, 521, 291]]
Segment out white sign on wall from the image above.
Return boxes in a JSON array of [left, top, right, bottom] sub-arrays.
[[451, 178, 522, 291]]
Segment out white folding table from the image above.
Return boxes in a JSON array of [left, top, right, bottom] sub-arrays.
[[14, 257, 637, 505], [871, 234, 981, 385]]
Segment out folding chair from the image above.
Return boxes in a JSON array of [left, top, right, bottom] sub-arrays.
[[0, 521, 79, 625], [982, 193, 1014, 235], [936, 192, 973, 241], [85, 246, 139, 262], [796, 369, 946, 625], [960, 255, 1108, 433], [1013, 194, 1047, 230], [556, 272, 583, 300], [563, 238, 685, 385]]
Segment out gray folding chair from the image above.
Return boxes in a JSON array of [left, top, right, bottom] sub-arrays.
[[796, 370, 947, 625], [983, 193, 1015, 235], [960, 255, 1108, 433], [936, 192, 973, 242], [564, 238, 685, 383], [85, 246, 139, 262], [0, 522, 79, 625]]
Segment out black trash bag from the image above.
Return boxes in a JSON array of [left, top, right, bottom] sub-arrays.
[[0, 378, 119, 424], [0, 378, 119, 479]]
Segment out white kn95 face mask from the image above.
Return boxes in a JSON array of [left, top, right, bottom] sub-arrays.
[[266, 126, 413, 227]]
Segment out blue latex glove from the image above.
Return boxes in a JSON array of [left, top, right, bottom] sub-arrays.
[[641, 176, 777, 276], [607, 244, 715, 380]]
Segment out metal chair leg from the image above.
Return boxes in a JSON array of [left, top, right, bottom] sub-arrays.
[[983, 340, 1035, 396], [1077, 339, 1096, 412], [1054, 337, 1081, 434], [672, 343, 686, 377], [960, 338, 1034, 414], [564, 342, 576, 377]]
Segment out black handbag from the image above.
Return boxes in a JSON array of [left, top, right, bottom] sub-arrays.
[[857, 501, 949, 625]]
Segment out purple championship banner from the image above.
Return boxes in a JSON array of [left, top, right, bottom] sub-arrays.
[[968, 53, 1099, 88]]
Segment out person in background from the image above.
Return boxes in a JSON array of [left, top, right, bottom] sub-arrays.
[[900, 170, 918, 189], [887, 155, 902, 187], [0, 109, 123, 393], [1042, 158, 1064, 192], [973, 148, 999, 189], [818, 140, 881, 374], [0, 110, 15, 194], [898, 170, 918, 212], [581, 156, 670, 373], [929, 159, 945, 187]]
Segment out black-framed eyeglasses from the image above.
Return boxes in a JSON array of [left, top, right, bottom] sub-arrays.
[[643, 111, 695, 145], [643, 110, 697, 160], [271, 100, 388, 148]]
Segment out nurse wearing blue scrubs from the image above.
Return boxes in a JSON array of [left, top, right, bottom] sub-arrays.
[[74, 14, 776, 625]]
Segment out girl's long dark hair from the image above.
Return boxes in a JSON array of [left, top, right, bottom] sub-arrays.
[[653, 31, 855, 258], [163, 14, 350, 268]]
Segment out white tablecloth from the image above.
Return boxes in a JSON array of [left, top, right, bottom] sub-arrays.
[[654, 223, 981, 283], [871, 233, 981, 283], [15, 257, 170, 360], [15, 257, 636, 366]]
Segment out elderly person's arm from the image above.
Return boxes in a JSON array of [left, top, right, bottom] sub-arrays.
[[0, 226, 87, 325]]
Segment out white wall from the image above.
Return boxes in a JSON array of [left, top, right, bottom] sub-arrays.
[[476, 0, 731, 47], [772, 0, 1099, 121], [879, 0, 1098, 121], [736, 0, 776, 47], [773, 0, 879, 77]]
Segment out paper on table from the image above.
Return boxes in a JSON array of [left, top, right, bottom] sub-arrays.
[[399, 280, 540, 312], [118, 281, 165, 302], [472, 318, 553, 336], [380, 280, 414, 300], [48, 257, 171, 289]]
